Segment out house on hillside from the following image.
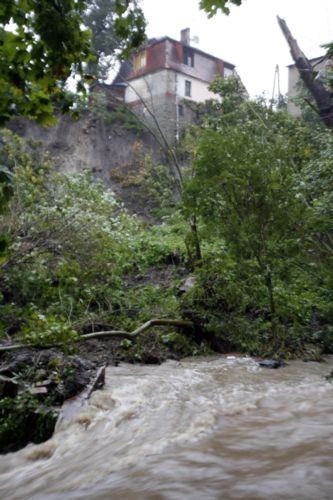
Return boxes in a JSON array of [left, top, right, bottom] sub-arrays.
[[112, 28, 236, 141]]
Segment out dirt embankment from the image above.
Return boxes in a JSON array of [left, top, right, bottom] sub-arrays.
[[9, 110, 164, 217]]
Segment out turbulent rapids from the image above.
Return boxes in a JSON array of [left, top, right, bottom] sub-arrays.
[[1, 356, 332, 500]]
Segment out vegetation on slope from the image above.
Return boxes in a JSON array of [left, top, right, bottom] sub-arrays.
[[1, 77, 332, 359]]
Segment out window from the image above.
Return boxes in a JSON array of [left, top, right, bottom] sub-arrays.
[[224, 67, 234, 78], [183, 47, 194, 67], [178, 104, 184, 117], [185, 80, 192, 97], [133, 51, 146, 72]]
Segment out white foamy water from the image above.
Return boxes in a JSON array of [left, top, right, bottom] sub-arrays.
[[1, 356, 332, 499]]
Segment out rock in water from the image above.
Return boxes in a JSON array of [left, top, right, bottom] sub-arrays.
[[258, 359, 287, 369]]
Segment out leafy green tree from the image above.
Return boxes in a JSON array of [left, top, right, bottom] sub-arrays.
[[0, 0, 92, 126], [300, 129, 333, 336], [83, 0, 146, 80], [0, 0, 146, 124], [183, 78, 327, 352]]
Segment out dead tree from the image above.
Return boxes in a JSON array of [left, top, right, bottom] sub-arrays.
[[277, 16, 333, 130]]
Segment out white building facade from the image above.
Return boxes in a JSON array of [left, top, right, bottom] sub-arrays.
[[113, 29, 236, 141]]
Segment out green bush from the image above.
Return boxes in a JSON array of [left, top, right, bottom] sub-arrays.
[[21, 313, 78, 347], [0, 393, 57, 453]]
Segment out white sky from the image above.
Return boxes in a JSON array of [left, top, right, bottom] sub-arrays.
[[140, 0, 333, 98]]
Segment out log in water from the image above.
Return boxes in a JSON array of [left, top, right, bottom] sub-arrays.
[[1, 355, 332, 499]]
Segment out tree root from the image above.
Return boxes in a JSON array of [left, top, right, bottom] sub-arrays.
[[0, 319, 194, 352]]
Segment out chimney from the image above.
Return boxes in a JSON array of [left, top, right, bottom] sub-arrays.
[[180, 28, 190, 45]]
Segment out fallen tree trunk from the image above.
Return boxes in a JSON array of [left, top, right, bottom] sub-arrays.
[[81, 319, 194, 340], [277, 16, 333, 130], [0, 318, 194, 352]]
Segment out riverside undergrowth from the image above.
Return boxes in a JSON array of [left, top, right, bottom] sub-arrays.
[[1, 81, 332, 360], [0, 130, 196, 357], [181, 77, 333, 357]]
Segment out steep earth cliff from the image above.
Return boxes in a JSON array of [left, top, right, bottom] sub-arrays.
[[10, 110, 164, 216]]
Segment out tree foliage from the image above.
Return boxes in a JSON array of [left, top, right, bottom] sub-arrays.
[[200, 0, 243, 16], [182, 77, 333, 355], [0, 0, 92, 126], [83, 0, 146, 80], [0, 0, 147, 123]]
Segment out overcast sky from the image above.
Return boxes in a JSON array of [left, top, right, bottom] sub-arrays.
[[140, 0, 333, 98]]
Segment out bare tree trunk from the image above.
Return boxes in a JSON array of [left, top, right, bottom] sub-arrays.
[[277, 16, 333, 130]]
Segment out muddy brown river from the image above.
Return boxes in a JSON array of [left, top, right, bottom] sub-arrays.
[[0, 355, 332, 499]]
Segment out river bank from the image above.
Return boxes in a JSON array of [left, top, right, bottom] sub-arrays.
[[0, 328, 198, 454], [1, 330, 331, 455]]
